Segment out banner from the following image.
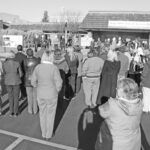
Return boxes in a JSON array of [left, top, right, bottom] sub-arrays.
[[3, 35, 23, 48], [108, 21, 150, 29]]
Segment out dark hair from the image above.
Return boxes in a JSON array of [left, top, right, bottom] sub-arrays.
[[54, 49, 61, 55], [26, 48, 33, 56], [17, 45, 23, 51]]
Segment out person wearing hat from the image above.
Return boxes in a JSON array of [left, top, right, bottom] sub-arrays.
[[24, 48, 40, 114], [3, 52, 23, 116]]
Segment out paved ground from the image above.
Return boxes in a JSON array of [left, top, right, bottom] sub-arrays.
[[0, 86, 150, 150]]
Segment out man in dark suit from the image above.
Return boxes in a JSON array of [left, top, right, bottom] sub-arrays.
[[3, 52, 23, 116], [15, 45, 27, 100]]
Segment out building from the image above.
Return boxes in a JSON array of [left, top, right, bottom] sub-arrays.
[[10, 22, 81, 33], [80, 11, 150, 45], [0, 20, 9, 29]]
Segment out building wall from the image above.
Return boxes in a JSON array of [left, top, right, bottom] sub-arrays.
[[93, 31, 149, 42]]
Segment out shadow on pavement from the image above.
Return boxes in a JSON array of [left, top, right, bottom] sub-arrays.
[[53, 89, 71, 134], [2, 98, 28, 115], [19, 99, 28, 114], [78, 107, 104, 150]]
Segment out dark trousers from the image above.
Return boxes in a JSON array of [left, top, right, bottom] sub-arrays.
[[69, 74, 77, 94], [20, 77, 27, 99], [6, 85, 20, 114], [59, 70, 66, 98], [76, 76, 82, 94]]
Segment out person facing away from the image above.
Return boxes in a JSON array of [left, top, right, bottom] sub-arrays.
[[98, 78, 143, 150], [117, 48, 129, 79], [3, 52, 23, 117], [53, 49, 69, 99], [31, 51, 62, 140], [82, 50, 104, 107], [15, 45, 27, 100], [65, 46, 79, 98], [97, 50, 120, 105], [24, 48, 40, 114], [74, 45, 83, 94]]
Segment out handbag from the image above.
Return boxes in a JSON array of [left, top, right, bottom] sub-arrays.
[[83, 108, 94, 130]]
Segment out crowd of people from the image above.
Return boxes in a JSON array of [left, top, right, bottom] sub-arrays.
[[0, 35, 149, 149]]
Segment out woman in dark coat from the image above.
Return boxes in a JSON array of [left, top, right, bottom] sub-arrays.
[[97, 50, 120, 105]]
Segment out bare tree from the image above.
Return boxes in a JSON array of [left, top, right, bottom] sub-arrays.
[[42, 10, 49, 23], [58, 9, 82, 32]]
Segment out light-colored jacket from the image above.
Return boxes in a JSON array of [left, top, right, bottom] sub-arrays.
[[82, 56, 104, 77], [99, 98, 143, 150], [31, 63, 62, 100]]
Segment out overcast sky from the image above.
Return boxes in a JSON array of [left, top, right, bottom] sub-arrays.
[[1, 0, 150, 22]]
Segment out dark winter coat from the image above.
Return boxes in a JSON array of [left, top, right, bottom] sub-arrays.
[[15, 52, 27, 74], [97, 60, 120, 105]]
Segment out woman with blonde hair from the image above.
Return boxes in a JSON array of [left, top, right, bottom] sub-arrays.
[[31, 51, 62, 140], [97, 50, 120, 105], [97, 78, 143, 150]]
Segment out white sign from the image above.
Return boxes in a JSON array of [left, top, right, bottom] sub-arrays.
[[108, 21, 150, 29], [3, 35, 23, 48], [81, 36, 93, 47]]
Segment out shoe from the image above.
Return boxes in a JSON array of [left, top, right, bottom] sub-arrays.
[[72, 95, 77, 100], [14, 113, 18, 117], [9, 113, 14, 117], [28, 111, 33, 114], [63, 96, 70, 101], [45, 137, 52, 141]]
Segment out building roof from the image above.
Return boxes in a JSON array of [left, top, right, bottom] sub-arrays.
[[10, 22, 82, 33], [0, 20, 9, 29], [80, 11, 150, 32]]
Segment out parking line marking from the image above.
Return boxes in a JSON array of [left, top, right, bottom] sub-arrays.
[[4, 137, 23, 150], [0, 129, 77, 150]]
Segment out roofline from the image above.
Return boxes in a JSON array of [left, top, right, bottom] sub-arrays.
[[80, 27, 150, 33], [88, 10, 150, 14], [10, 22, 82, 26]]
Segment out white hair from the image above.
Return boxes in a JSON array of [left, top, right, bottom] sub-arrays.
[[107, 50, 118, 61]]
